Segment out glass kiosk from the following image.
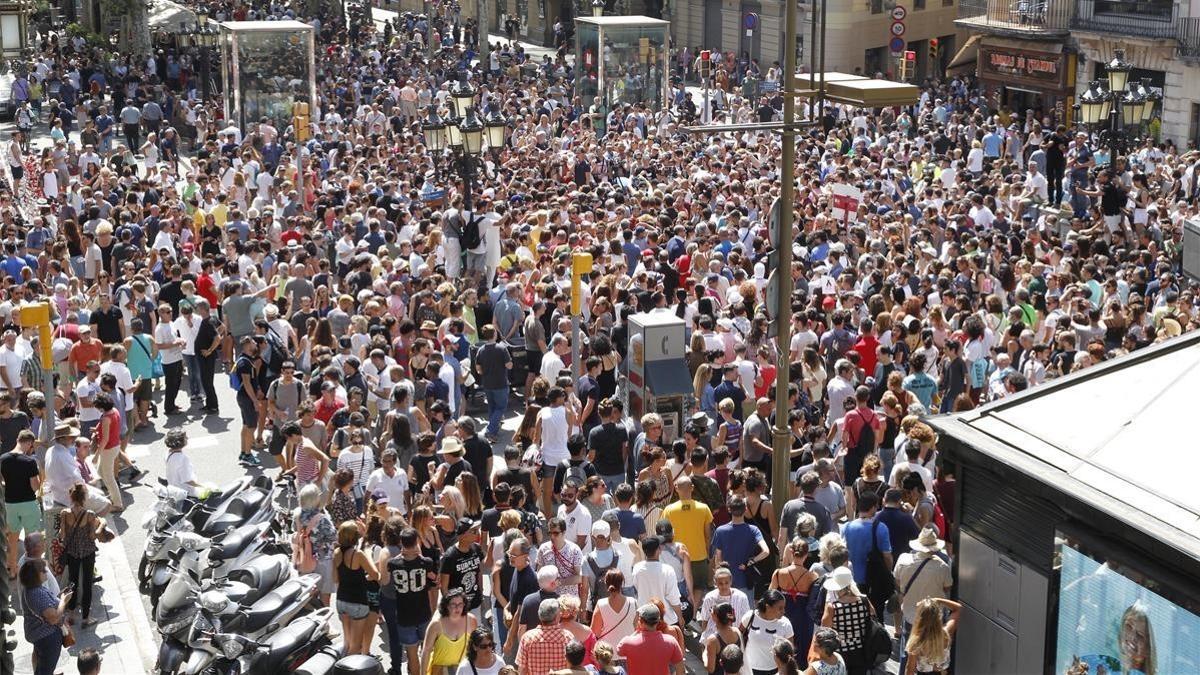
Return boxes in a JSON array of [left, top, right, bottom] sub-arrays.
[[574, 16, 670, 113], [219, 20, 317, 132]]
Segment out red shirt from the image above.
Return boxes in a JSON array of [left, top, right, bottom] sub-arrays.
[[617, 629, 684, 675], [843, 406, 881, 450], [314, 397, 344, 426], [197, 274, 219, 309], [853, 335, 880, 378]]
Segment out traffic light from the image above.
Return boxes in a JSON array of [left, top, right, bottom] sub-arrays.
[[293, 101, 310, 142], [900, 50, 916, 80], [698, 50, 711, 80], [929, 38, 939, 62]]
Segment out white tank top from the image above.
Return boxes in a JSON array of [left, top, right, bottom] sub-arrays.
[[538, 406, 569, 464], [594, 596, 637, 647]]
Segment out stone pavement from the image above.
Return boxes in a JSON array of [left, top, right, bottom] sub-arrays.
[[10, 535, 158, 675]]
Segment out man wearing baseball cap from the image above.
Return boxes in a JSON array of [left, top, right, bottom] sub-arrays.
[[616, 603, 685, 675]]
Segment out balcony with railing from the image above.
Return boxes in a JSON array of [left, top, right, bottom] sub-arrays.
[[1072, 0, 1179, 37], [956, 0, 1073, 36]]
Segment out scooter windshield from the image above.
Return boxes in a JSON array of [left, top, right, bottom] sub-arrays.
[[159, 571, 196, 612]]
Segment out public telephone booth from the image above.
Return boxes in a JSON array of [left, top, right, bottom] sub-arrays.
[[574, 16, 670, 114], [626, 313, 691, 443]]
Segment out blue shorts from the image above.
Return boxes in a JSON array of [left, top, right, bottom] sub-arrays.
[[6, 500, 42, 534], [236, 392, 259, 428], [393, 620, 429, 646]]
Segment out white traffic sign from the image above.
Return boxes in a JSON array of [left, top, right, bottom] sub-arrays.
[[890, 21, 906, 36], [891, 5, 907, 20]]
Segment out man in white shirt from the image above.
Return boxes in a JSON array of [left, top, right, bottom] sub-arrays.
[[154, 304, 186, 414], [631, 536, 683, 626], [1022, 160, 1049, 204], [74, 361, 103, 436], [44, 423, 85, 509], [365, 448, 409, 515], [539, 335, 568, 383], [172, 303, 203, 401], [0, 330, 24, 393]]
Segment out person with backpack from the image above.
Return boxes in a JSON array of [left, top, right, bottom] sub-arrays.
[[230, 336, 264, 466], [555, 433, 598, 497], [294, 483, 338, 605], [840, 386, 880, 486], [266, 360, 306, 469], [581, 521, 623, 617]]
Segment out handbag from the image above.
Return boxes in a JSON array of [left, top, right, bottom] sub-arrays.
[[863, 610, 894, 667], [133, 334, 164, 378], [61, 624, 76, 647], [865, 519, 896, 599]]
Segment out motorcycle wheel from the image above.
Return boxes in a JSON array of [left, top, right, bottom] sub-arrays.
[[138, 554, 149, 583]]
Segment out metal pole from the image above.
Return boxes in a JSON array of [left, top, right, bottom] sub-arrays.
[[295, 147, 303, 208], [571, 316, 581, 380], [772, 0, 798, 521], [462, 154, 474, 211], [478, 0, 490, 74], [703, 73, 710, 124], [818, 0, 827, 111], [41, 376, 54, 445]]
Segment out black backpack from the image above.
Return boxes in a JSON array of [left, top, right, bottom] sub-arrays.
[[850, 408, 877, 460], [806, 573, 829, 625], [460, 213, 483, 250]]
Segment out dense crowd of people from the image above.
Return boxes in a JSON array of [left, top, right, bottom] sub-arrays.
[[0, 0, 1197, 673]]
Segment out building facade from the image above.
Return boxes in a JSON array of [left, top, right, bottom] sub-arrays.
[[957, 0, 1200, 146], [672, 0, 961, 81]]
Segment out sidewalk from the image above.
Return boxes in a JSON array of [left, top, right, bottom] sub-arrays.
[[11, 533, 157, 675], [369, 7, 558, 61]]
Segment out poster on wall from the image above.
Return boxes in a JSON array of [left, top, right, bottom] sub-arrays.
[[1055, 535, 1200, 675]]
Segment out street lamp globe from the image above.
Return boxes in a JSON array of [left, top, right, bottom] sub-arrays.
[[1077, 80, 1110, 126], [1104, 49, 1132, 95], [422, 107, 447, 152], [1120, 83, 1146, 128], [1139, 79, 1161, 124], [484, 109, 507, 151], [451, 82, 476, 118], [591, 0, 604, 17], [460, 108, 485, 156], [446, 118, 464, 150]]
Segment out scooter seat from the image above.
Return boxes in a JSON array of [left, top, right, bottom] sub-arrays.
[[226, 489, 267, 518], [227, 554, 289, 590], [239, 580, 304, 633], [209, 524, 262, 561]]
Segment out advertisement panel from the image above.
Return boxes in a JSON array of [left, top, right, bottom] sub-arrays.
[[1055, 534, 1200, 675]]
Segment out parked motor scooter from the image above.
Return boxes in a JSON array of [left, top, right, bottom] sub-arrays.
[[206, 607, 340, 675], [154, 575, 323, 675], [154, 553, 294, 642]]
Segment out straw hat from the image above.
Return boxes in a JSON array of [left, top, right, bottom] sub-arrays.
[[909, 525, 946, 554]]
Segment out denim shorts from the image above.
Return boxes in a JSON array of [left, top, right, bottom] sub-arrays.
[[394, 620, 430, 646], [337, 599, 369, 620]]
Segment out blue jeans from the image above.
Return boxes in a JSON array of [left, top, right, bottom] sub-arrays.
[[492, 600, 509, 648], [379, 595, 403, 666], [32, 630, 62, 675], [601, 473, 627, 493], [184, 354, 202, 398], [485, 387, 509, 436]]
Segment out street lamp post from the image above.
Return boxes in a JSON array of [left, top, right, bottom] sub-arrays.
[[590, 0, 603, 16], [1073, 49, 1158, 164], [422, 105, 447, 179]]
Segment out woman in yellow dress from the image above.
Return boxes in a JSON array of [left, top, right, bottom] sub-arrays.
[[420, 589, 478, 675]]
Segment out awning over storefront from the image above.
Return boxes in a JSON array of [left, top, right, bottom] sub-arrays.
[[149, 0, 198, 31], [794, 72, 920, 107], [948, 34, 980, 72]]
